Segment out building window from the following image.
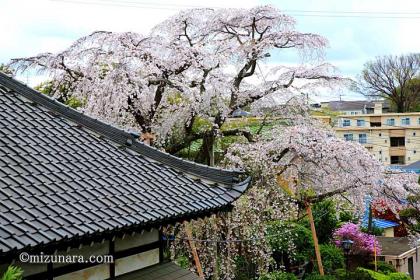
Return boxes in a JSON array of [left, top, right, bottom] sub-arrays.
[[386, 119, 395, 126], [357, 119, 365, 127], [418, 118, 420, 125], [359, 134, 367, 144], [379, 150, 382, 154], [414, 132, 417, 136], [370, 121, 382, 127], [343, 119, 351, 127], [402, 118, 411, 125], [379, 133, 382, 137], [391, 156, 405, 165], [390, 137, 405, 147], [414, 150, 417, 154], [344, 134, 353, 141]]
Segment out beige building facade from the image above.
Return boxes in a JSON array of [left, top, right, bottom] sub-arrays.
[[378, 237, 420, 280], [334, 104, 420, 166]]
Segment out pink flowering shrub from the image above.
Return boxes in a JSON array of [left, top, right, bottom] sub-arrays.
[[333, 223, 381, 255]]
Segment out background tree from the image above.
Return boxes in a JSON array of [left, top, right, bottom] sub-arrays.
[[0, 64, 14, 76], [167, 119, 417, 279], [357, 53, 420, 112], [301, 199, 339, 244], [9, 5, 343, 165]]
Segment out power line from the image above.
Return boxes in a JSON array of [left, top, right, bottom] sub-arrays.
[[284, 9, 420, 15], [50, 0, 420, 19]]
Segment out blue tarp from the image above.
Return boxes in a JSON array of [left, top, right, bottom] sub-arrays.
[[389, 160, 420, 174], [362, 196, 399, 229], [361, 218, 399, 229]]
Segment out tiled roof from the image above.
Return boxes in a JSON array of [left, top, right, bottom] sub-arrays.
[[116, 262, 200, 280], [327, 100, 390, 111], [0, 72, 250, 256], [377, 237, 413, 256], [394, 160, 420, 174]]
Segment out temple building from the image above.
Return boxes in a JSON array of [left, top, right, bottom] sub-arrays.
[[0, 72, 250, 279]]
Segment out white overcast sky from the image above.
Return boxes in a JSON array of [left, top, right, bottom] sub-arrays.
[[1, 0, 420, 101]]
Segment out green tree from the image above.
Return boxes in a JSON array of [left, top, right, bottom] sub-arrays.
[[315, 244, 344, 274], [267, 221, 314, 269], [301, 199, 339, 244], [357, 54, 420, 113]]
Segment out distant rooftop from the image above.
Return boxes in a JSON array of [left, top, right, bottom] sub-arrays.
[[377, 237, 414, 256], [316, 100, 390, 112], [392, 160, 420, 174]]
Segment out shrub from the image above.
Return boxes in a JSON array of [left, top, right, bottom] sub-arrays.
[[304, 273, 336, 280], [333, 223, 381, 255], [258, 271, 298, 280], [300, 199, 339, 244], [366, 261, 396, 274], [266, 221, 313, 263], [334, 269, 346, 280], [315, 244, 344, 274], [388, 273, 411, 280], [335, 268, 375, 280], [175, 255, 189, 269], [1, 266, 23, 280]]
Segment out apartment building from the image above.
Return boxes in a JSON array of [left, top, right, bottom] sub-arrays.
[[335, 103, 420, 165]]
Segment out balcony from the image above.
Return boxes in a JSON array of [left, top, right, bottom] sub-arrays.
[[389, 146, 406, 157]]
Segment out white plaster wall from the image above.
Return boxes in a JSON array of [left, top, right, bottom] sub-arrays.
[[115, 230, 158, 251], [55, 264, 110, 280], [115, 248, 159, 276]]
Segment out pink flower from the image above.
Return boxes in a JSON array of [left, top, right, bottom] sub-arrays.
[[333, 223, 381, 255]]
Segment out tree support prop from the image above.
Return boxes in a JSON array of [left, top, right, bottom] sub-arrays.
[[306, 202, 324, 276], [184, 221, 204, 279]]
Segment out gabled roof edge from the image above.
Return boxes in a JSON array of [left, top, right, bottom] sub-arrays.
[[0, 72, 245, 185]]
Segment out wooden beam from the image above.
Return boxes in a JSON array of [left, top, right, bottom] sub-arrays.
[[184, 221, 204, 279], [306, 202, 324, 275]]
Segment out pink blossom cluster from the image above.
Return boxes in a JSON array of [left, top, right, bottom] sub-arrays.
[[333, 223, 381, 255]]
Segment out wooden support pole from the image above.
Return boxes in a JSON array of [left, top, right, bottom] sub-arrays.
[[184, 221, 204, 279], [306, 202, 324, 276]]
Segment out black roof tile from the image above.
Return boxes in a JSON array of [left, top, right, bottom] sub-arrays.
[[0, 72, 250, 256]]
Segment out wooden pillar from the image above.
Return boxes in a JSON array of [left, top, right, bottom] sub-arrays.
[[159, 228, 164, 263], [306, 202, 324, 276], [109, 237, 115, 279], [47, 261, 53, 280], [184, 221, 204, 279]]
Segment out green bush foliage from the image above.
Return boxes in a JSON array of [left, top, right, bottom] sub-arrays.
[[258, 271, 298, 280], [1, 266, 23, 280], [304, 273, 336, 280], [267, 221, 314, 264], [388, 273, 411, 280], [335, 268, 410, 280], [175, 255, 189, 269], [315, 244, 345, 274], [300, 199, 339, 244], [366, 261, 396, 274]]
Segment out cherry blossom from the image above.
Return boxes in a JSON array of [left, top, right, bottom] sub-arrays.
[[9, 5, 342, 163]]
